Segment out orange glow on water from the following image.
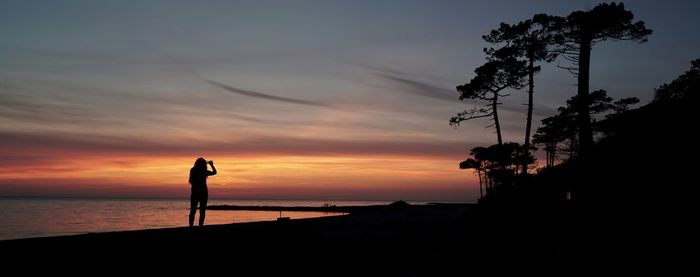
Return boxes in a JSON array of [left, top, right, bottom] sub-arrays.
[[0, 198, 349, 240]]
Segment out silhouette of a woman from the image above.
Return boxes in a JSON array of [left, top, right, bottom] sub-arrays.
[[189, 157, 217, 227]]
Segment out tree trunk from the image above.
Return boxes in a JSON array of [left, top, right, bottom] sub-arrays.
[[485, 174, 490, 193], [493, 92, 503, 145], [577, 36, 594, 155], [569, 136, 576, 159], [548, 142, 556, 167], [523, 55, 535, 174], [551, 142, 557, 167], [477, 168, 483, 198]]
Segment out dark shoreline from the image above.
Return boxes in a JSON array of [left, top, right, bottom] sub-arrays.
[[0, 202, 471, 242], [0, 203, 474, 274], [206, 200, 422, 213], [207, 204, 377, 213], [0, 201, 654, 275], [208, 201, 475, 213]]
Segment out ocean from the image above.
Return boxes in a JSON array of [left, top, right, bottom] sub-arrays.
[[0, 198, 402, 241]]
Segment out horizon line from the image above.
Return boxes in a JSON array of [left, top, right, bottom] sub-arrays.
[[0, 195, 474, 203]]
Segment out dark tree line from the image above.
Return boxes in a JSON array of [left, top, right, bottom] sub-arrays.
[[532, 90, 639, 167], [452, 2, 651, 198], [652, 58, 699, 103], [460, 143, 534, 198]]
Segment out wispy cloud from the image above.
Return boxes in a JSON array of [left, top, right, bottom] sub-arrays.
[[364, 67, 559, 119], [226, 113, 282, 124], [372, 72, 460, 103], [205, 80, 329, 108], [0, 77, 295, 130]]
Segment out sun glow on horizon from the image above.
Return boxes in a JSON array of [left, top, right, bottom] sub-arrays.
[[0, 153, 479, 201]]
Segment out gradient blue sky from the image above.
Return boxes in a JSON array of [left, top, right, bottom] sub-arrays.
[[1, 0, 699, 201]]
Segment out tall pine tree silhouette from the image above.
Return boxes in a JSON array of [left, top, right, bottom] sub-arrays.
[[552, 2, 651, 155]]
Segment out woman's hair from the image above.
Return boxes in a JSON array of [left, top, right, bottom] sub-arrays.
[[190, 157, 208, 185], [193, 157, 208, 171]]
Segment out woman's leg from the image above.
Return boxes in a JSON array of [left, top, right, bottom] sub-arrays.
[[199, 188, 208, 226], [189, 189, 198, 227]]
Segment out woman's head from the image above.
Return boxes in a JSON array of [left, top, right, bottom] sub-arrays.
[[193, 157, 207, 170]]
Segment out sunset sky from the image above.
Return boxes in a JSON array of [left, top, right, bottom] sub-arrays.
[[1, 0, 699, 201]]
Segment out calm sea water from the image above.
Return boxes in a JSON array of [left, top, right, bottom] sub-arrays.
[[0, 198, 400, 241]]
